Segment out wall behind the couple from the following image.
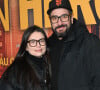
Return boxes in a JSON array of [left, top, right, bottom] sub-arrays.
[[0, 0, 100, 77]]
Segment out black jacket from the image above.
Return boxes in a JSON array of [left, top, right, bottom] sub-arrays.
[[1, 52, 51, 90], [0, 79, 16, 90], [48, 19, 100, 90]]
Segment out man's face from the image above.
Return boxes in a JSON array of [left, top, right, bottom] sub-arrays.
[[50, 8, 73, 38]]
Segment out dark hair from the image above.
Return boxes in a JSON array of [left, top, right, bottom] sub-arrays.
[[16, 25, 47, 57], [1, 25, 50, 90], [0, 80, 14, 90]]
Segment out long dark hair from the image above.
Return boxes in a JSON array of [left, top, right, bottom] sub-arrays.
[[15, 25, 49, 89], [1, 25, 50, 90], [16, 25, 48, 57]]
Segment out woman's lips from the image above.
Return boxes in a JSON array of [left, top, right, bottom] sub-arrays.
[[35, 49, 42, 52]]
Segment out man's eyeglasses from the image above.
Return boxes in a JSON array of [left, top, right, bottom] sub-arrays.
[[50, 14, 71, 24], [27, 38, 46, 47]]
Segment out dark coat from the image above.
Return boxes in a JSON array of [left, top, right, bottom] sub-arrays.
[[1, 52, 51, 90], [48, 19, 100, 90], [0, 79, 16, 90]]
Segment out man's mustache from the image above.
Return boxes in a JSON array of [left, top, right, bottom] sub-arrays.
[[55, 25, 67, 30]]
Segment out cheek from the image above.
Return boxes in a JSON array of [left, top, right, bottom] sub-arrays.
[[64, 21, 71, 27], [26, 47, 34, 54], [63, 21, 69, 24], [42, 46, 46, 53], [51, 23, 57, 29]]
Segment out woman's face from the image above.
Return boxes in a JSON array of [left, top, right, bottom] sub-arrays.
[[26, 31, 46, 57]]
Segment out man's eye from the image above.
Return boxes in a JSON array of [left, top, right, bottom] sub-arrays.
[[62, 15, 68, 18], [51, 16, 57, 20]]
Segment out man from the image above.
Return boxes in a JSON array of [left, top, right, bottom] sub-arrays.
[[47, 0, 100, 90]]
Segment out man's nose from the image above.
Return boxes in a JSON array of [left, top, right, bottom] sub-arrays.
[[57, 18, 62, 25]]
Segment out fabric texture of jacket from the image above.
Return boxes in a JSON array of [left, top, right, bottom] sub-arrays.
[[0, 79, 16, 90], [1, 52, 51, 90], [48, 19, 100, 90]]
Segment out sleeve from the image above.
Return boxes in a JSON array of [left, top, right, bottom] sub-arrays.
[[85, 34, 100, 90]]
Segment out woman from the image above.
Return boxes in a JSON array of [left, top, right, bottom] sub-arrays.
[[1, 25, 51, 90]]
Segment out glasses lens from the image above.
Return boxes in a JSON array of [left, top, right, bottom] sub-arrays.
[[61, 14, 69, 22], [28, 40, 36, 47], [50, 16, 58, 23], [39, 38, 46, 46]]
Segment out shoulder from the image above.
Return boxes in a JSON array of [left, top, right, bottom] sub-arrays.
[[8, 57, 25, 69], [80, 33, 100, 54], [73, 19, 100, 44], [84, 33, 100, 45], [1, 57, 27, 78]]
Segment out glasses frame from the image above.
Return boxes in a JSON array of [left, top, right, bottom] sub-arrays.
[[27, 38, 46, 47], [50, 14, 71, 24]]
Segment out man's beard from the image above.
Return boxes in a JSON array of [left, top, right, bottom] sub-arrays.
[[52, 24, 70, 38]]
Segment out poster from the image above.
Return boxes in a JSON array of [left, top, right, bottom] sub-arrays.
[[0, 0, 100, 77]]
